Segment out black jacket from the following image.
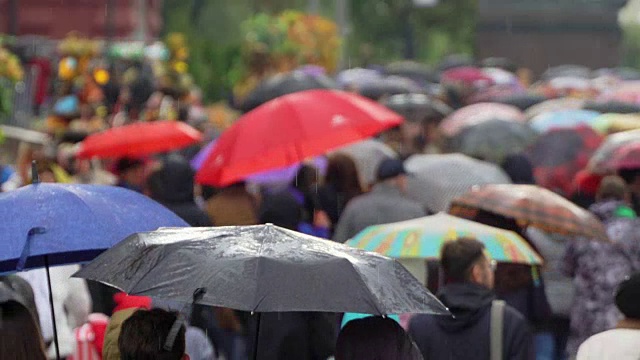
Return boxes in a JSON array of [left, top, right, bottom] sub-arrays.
[[409, 282, 533, 360]]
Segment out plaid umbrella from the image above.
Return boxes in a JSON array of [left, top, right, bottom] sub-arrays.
[[448, 184, 608, 240], [405, 154, 512, 213], [526, 126, 603, 196], [448, 119, 538, 164], [588, 129, 640, 174], [346, 213, 543, 265], [440, 103, 526, 137]]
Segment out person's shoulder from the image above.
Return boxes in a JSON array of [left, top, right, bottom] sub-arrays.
[[502, 303, 530, 330]]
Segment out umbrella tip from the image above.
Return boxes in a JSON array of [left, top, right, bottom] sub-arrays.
[[31, 160, 40, 184]]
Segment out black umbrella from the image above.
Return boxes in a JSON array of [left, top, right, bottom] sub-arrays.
[[437, 54, 474, 72], [382, 93, 453, 122], [385, 61, 440, 84], [74, 225, 447, 314], [583, 101, 640, 114], [358, 76, 422, 100], [238, 72, 337, 113], [493, 94, 548, 111]]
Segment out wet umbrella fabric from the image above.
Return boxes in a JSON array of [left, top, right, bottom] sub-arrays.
[[73, 225, 448, 315], [405, 154, 512, 213], [449, 184, 608, 240], [493, 94, 548, 111], [382, 93, 452, 122], [357, 76, 422, 100], [332, 139, 398, 187], [588, 129, 640, 174], [0, 183, 189, 272], [526, 126, 603, 196], [238, 71, 337, 113], [439, 103, 526, 137], [448, 119, 537, 164], [525, 98, 586, 119], [195, 90, 403, 187], [529, 110, 601, 133], [584, 101, 640, 114]]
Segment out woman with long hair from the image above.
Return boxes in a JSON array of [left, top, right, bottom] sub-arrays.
[[317, 153, 364, 234], [0, 300, 47, 360]]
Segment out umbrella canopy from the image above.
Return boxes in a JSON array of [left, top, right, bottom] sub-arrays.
[[346, 213, 542, 265], [529, 109, 601, 133], [76, 121, 203, 159], [591, 113, 640, 135], [238, 71, 337, 113], [384, 61, 439, 84], [448, 184, 607, 240], [448, 119, 537, 164], [525, 98, 587, 119], [608, 142, 640, 171], [526, 126, 603, 196], [405, 153, 512, 213], [190, 140, 328, 185], [541, 65, 591, 80], [441, 67, 494, 88], [0, 183, 188, 272], [381, 93, 452, 122], [358, 76, 422, 100], [492, 94, 548, 111], [195, 90, 403, 187], [598, 82, 640, 105], [588, 129, 640, 174], [439, 103, 526, 137], [480, 57, 517, 72], [583, 101, 640, 114], [332, 139, 398, 186], [73, 225, 448, 315], [336, 68, 382, 89], [0, 125, 49, 144], [467, 84, 527, 104]]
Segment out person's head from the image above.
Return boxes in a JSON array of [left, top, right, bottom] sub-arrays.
[[259, 191, 302, 230], [0, 276, 39, 328], [501, 154, 535, 185], [618, 168, 640, 194], [0, 301, 47, 360], [146, 155, 195, 203], [376, 158, 409, 192], [118, 308, 188, 360], [292, 164, 319, 193], [615, 272, 640, 320], [441, 237, 495, 289], [336, 316, 423, 360], [596, 175, 631, 204], [116, 157, 146, 188], [325, 153, 363, 200]]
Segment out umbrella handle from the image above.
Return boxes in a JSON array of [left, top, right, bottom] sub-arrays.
[[253, 312, 262, 360], [44, 256, 61, 360], [31, 160, 40, 184]]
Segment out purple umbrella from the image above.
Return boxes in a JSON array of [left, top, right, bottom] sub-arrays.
[[191, 140, 327, 185]]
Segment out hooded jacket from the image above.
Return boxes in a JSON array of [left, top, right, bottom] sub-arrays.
[[147, 156, 212, 227], [409, 282, 533, 360]]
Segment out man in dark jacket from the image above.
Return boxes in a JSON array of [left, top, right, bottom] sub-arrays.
[[146, 154, 212, 227], [409, 237, 533, 360]]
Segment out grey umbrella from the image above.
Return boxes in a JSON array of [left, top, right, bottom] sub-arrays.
[[73, 225, 447, 316], [333, 139, 398, 186], [405, 154, 512, 213]]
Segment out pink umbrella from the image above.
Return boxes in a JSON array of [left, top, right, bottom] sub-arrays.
[[441, 67, 494, 88]]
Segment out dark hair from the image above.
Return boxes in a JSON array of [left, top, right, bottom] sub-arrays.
[[325, 154, 363, 203], [119, 308, 186, 360], [0, 276, 39, 329], [596, 175, 629, 202], [615, 272, 640, 319], [0, 301, 47, 360], [441, 237, 486, 283], [292, 164, 319, 192], [618, 168, 640, 185], [336, 316, 423, 360]]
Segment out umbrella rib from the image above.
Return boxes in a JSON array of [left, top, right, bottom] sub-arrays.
[[344, 257, 386, 316]]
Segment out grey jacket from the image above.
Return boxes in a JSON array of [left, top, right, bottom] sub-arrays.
[[332, 182, 426, 243]]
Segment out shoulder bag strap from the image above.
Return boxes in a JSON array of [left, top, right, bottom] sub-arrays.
[[490, 299, 506, 360]]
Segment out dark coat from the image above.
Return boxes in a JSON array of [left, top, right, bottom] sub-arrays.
[[247, 312, 337, 360], [409, 282, 533, 360]]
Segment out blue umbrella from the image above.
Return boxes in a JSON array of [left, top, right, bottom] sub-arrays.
[[0, 169, 188, 359], [0, 183, 188, 272], [529, 109, 601, 133]]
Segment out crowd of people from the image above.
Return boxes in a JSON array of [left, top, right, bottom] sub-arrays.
[[2, 45, 640, 360]]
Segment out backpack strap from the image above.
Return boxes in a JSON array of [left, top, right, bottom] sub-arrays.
[[490, 299, 506, 360]]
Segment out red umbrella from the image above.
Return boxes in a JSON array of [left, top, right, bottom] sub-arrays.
[[77, 121, 203, 159], [196, 90, 403, 187]]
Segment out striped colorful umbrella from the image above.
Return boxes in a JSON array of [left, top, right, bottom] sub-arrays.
[[346, 213, 542, 265]]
